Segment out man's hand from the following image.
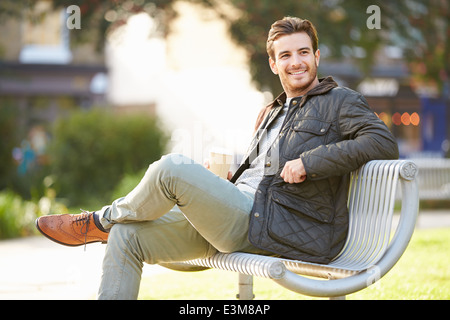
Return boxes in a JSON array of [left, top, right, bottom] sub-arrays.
[[280, 158, 307, 184]]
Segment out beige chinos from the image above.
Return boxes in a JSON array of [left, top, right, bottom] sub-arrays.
[[96, 153, 267, 299]]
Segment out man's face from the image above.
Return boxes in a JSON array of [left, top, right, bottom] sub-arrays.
[[269, 32, 320, 98]]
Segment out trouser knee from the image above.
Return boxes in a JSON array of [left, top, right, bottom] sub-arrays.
[[107, 224, 144, 262], [152, 153, 195, 177]]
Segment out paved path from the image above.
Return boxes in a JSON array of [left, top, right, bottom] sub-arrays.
[[0, 236, 167, 300], [1, 210, 449, 300]]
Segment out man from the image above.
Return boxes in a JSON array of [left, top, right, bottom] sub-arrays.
[[36, 17, 399, 299]]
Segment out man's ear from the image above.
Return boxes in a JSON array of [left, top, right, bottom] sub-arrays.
[[315, 48, 320, 67], [269, 57, 278, 75]]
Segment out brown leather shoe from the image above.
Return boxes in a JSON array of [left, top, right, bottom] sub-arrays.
[[36, 210, 108, 247]]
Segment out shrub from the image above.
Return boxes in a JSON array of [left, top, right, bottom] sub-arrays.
[[0, 187, 68, 239], [110, 168, 146, 202], [49, 109, 168, 207], [0, 191, 34, 239], [0, 104, 20, 190]]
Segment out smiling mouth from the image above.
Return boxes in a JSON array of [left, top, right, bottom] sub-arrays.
[[289, 70, 307, 75]]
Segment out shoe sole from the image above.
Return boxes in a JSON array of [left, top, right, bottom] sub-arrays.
[[35, 218, 107, 247]]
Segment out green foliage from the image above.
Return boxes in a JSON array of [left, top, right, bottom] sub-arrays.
[[0, 190, 33, 239], [0, 103, 20, 190], [200, 0, 449, 96], [110, 168, 147, 202], [1, 100, 54, 202], [50, 0, 178, 50], [0, 186, 68, 239], [49, 109, 168, 206], [2, 1, 447, 95]]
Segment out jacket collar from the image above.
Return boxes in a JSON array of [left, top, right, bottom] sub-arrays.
[[253, 76, 339, 133], [273, 76, 339, 107]]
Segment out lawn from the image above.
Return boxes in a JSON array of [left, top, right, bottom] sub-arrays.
[[138, 228, 450, 300]]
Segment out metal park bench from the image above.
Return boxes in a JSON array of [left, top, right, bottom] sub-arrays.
[[161, 160, 419, 299]]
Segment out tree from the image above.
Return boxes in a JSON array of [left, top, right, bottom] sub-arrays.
[[2, 0, 447, 97], [383, 0, 449, 97], [198, 0, 448, 97], [0, 0, 178, 52]]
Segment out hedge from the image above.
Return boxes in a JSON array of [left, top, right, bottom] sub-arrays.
[[49, 109, 168, 206]]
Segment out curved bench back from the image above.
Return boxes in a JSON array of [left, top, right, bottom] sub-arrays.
[[331, 160, 404, 270]]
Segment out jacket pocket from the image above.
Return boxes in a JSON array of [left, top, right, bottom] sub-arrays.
[[283, 119, 331, 159], [267, 191, 332, 257], [292, 119, 331, 135]]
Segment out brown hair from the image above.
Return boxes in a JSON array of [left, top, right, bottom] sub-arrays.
[[266, 17, 319, 61]]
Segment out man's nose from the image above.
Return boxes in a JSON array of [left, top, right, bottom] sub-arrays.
[[291, 53, 303, 68]]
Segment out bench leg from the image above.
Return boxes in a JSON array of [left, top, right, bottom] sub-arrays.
[[329, 295, 346, 300], [236, 273, 254, 300]]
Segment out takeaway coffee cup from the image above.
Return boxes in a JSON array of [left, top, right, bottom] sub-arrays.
[[209, 148, 233, 179]]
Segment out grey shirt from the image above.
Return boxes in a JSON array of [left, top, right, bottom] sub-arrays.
[[235, 98, 292, 194]]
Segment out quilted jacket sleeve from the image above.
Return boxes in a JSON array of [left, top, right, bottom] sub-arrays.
[[300, 92, 399, 180]]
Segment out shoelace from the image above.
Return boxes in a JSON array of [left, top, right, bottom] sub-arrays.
[[75, 209, 91, 251]]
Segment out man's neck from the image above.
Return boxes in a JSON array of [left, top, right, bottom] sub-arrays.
[[286, 77, 319, 98]]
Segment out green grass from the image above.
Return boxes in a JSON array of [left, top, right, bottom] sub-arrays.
[[138, 228, 450, 300]]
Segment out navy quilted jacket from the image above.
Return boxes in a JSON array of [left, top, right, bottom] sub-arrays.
[[231, 77, 399, 263]]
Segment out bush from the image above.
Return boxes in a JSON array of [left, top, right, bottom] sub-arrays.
[[0, 190, 34, 239], [0, 104, 20, 190], [110, 168, 147, 202], [0, 187, 68, 239], [1, 101, 52, 201], [49, 109, 168, 207]]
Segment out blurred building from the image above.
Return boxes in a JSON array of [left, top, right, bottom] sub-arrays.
[[321, 45, 449, 158], [0, 1, 107, 140]]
